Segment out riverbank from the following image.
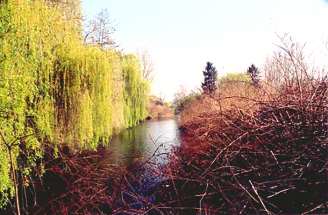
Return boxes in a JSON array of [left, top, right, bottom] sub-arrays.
[[154, 84, 328, 213], [2, 144, 154, 214], [0, 2, 151, 213], [4, 85, 328, 214], [0, 119, 180, 214], [3, 85, 328, 214], [146, 96, 174, 120], [11, 81, 328, 214], [162, 91, 328, 214]]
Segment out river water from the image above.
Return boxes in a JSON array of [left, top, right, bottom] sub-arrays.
[[109, 119, 181, 166], [107, 119, 181, 212]]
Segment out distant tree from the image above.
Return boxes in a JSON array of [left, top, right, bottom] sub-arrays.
[[173, 86, 188, 106], [247, 64, 260, 86], [173, 86, 201, 114], [218, 72, 250, 85], [264, 35, 310, 88], [157, 92, 166, 105], [84, 9, 116, 48], [201, 62, 218, 94], [138, 51, 154, 82]]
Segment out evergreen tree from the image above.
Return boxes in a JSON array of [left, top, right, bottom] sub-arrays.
[[202, 62, 218, 94], [247, 64, 260, 86]]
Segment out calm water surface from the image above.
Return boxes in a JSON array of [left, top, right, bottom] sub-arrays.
[[109, 119, 181, 166]]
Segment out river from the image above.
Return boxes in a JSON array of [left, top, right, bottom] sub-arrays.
[[107, 119, 181, 212], [109, 118, 181, 166]]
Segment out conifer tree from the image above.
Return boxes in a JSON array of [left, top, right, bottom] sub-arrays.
[[201, 62, 218, 94], [247, 64, 260, 86]]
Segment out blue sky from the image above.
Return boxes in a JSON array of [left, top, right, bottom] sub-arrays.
[[82, 0, 328, 100]]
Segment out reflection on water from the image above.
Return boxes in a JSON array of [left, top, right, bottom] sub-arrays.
[[109, 119, 181, 166]]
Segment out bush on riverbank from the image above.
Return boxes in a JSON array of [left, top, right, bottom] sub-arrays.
[[173, 89, 201, 115], [156, 42, 328, 214], [30, 146, 123, 214], [179, 72, 261, 128], [147, 96, 174, 120]]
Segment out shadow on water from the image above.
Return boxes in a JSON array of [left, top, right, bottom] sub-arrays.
[[107, 119, 181, 213]]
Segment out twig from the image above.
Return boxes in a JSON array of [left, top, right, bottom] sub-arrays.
[[249, 180, 271, 215]]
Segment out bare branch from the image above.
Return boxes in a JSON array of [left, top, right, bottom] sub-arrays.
[[138, 51, 154, 82], [84, 9, 117, 49]]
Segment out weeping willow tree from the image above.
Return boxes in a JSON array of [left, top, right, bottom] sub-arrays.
[[111, 53, 125, 133], [0, 0, 149, 208], [122, 55, 149, 128], [47, 0, 82, 29], [0, 1, 63, 206], [54, 47, 112, 147]]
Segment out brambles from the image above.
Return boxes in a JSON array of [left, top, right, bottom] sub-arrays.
[[160, 80, 328, 214], [156, 41, 328, 214], [29, 145, 122, 215]]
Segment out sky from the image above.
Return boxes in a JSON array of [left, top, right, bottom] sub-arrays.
[[82, 0, 328, 101]]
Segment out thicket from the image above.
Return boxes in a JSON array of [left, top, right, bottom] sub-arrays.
[[157, 40, 328, 214], [173, 72, 250, 116], [0, 0, 148, 209]]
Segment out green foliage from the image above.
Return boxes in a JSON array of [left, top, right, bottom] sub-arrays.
[[0, 149, 12, 208], [54, 45, 114, 147], [173, 91, 201, 115], [218, 72, 251, 85], [0, 0, 149, 207], [111, 53, 125, 133], [0, 1, 60, 203], [122, 55, 149, 127]]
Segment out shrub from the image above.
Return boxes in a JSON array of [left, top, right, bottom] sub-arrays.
[[158, 40, 328, 214], [173, 89, 201, 115]]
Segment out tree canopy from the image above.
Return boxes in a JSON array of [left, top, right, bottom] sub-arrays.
[[0, 0, 149, 207]]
